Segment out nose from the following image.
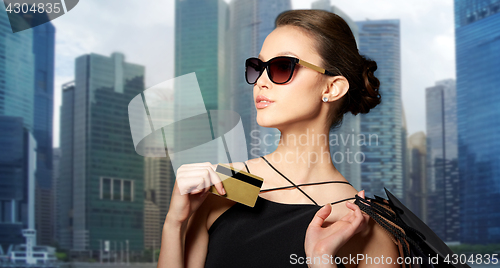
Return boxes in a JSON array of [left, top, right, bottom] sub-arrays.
[[255, 67, 272, 88]]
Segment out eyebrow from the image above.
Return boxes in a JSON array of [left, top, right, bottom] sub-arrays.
[[258, 51, 299, 60]]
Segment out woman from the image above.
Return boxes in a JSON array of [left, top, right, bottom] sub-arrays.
[[158, 9, 401, 268]]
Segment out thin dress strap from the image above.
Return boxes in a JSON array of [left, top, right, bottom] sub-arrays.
[[259, 181, 352, 192], [258, 156, 356, 206], [243, 161, 250, 173], [260, 156, 319, 206]]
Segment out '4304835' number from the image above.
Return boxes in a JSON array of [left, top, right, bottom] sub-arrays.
[[443, 253, 498, 265], [5, 3, 62, 14]]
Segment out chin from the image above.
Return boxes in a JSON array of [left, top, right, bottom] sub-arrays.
[[257, 115, 286, 129], [256, 116, 276, 128]]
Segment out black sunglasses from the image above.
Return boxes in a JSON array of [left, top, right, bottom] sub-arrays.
[[245, 56, 336, 85]]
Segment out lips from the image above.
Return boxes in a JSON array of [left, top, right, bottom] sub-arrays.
[[256, 95, 275, 109]]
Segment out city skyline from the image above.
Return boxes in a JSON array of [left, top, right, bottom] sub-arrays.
[[50, 0, 456, 148], [1, 0, 499, 263]]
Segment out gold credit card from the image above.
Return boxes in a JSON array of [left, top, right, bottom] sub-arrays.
[[209, 163, 264, 207]]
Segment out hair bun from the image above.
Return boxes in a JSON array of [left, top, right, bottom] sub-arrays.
[[347, 56, 381, 115]]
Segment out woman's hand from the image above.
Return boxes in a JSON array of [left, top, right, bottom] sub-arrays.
[[304, 190, 370, 267], [165, 162, 226, 226]]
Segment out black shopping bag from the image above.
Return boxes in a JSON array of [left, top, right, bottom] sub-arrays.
[[354, 187, 471, 268]]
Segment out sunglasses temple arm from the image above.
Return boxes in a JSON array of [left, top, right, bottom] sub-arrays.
[[298, 59, 336, 76]]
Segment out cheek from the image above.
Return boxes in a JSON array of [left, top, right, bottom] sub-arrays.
[[279, 86, 320, 115]]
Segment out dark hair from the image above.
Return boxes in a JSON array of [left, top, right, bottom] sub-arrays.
[[275, 9, 381, 130]]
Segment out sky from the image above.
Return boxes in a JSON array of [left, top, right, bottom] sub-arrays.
[[50, 0, 455, 148]]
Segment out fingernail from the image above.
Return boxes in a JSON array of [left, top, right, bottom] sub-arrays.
[[222, 188, 226, 195]]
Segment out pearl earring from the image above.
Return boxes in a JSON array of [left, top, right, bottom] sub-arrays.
[[322, 96, 328, 102]]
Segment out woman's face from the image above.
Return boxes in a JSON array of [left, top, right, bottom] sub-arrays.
[[254, 25, 330, 131]]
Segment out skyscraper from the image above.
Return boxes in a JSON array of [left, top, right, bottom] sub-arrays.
[[31, 20, 56, 248], [58, 52, 145, 255], [454, 0, 500, 244], [0, 10, 36, 252], [0, 9, 34, 130], [311, 0, 362, 190], [401, 105, 409, 205], [174, 0, 229, 166], [355, 19, 403, 199], [51, 148, 61, 247], [227, 0, 291, 159], [56, 81, 75, 250], [0, 117, 37, 252], [143, 155, 174, 250], [0, 10, 56, 249], [407, 131, 427, 222], [425, 79, 459, 242]]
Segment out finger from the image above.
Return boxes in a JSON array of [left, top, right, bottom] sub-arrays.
[[182, 162, 214, 167], [177, 175, 202, 195], [185, 164, 226, 195], [179, 170, 210, 194], [342, 203, 356, 221], [206, 164, 226, 195], [309, 204, 331, 228], [189, 177, 206, 194], [348, 203, 365, 230], [359, 190, 365, 199], [345, 202, 363, 222]]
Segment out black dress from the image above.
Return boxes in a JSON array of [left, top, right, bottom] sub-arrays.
[[204, 156, 355, 267]]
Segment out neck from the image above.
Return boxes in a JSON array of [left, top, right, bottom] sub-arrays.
[[264, 125, 342, 185]]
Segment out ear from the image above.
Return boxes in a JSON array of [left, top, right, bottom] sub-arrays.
[[322, 76, 349, 102]]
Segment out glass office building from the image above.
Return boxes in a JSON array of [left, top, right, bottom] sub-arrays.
[[426, 79, 460, 242], [355, 19, 404, 199], [58, 52, 145, 254], [174, 0, 229, 167], [0, 10, 36, 253], [32, 20, 56, 248], [1, 10, 56, 248], [455, 0, 500, 243], [0, 117, 37, 252], [407, 131, 427, 223], [56, 82, 75, 250], [175, 0, 227, 111], [0, 10, 34, 130]]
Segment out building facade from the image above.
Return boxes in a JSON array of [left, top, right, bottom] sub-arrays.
[[407, 131, 427, 223], [426, 79, 459, 242], [355, 19, 404, 199], [454, 0, 500, 243], [0, 117, 37, 252], [0, 10, 36, 252], [56, 82, 75, 250], [174, 0, 229, 164], [31, 18, 56, 248], [58, 52, 145, 255]]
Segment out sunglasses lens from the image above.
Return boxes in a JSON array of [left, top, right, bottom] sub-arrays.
[[245, 58, 262, 84], [269, 58, 293, 84]]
